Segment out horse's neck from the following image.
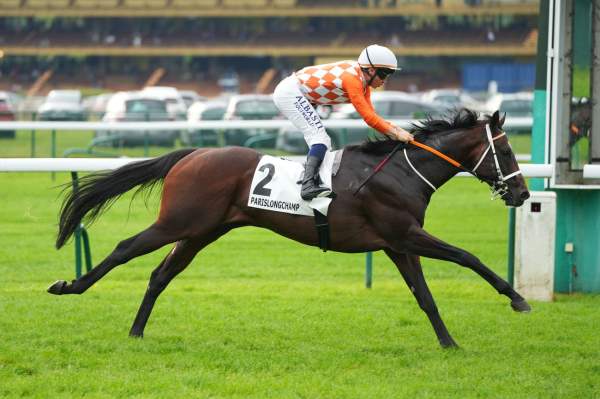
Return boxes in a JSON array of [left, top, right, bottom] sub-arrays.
[[407, 128, 482, 190]]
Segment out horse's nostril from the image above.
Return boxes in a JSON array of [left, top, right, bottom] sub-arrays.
[[521, 191, 530, 200]]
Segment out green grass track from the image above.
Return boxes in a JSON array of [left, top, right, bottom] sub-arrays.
[[0, 170, 598, 398]]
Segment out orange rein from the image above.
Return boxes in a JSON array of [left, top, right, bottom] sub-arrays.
[[353, 138, 467, 196], [408, 140, 463, 169]]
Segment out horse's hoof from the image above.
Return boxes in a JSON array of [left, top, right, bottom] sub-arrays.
[[129, 331, 144, 339], [47, 280, 67, 295], [441, 340, 460, 349], [511, 299, 531, 313]]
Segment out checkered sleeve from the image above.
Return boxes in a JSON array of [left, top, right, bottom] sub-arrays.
[[343, 77, 392, 135]]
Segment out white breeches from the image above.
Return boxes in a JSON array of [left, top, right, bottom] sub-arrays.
[[273, 75, 331, 149]]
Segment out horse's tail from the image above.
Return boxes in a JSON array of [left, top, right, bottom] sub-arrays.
[[56, 148, 196, 249]]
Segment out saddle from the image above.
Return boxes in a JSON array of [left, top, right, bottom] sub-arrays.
[[247, 151, 344, 251]]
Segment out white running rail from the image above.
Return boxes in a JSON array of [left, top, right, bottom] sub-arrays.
[[0, 117, 533, 132]]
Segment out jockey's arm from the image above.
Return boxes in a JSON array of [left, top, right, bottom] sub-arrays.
[[344, 79, 413, 142]]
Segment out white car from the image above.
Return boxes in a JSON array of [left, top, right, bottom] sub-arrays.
[[182, 100, 228, 146], [140, 86, 187, 120], [478, 92, 533, 133], [179, 90, 206, 109], [330, 91, 446, 121], [37, 90, 85, 121], [484, 92, 533, 118], [99, 91, 175, 146], [222, 94, 282, 147], [421, 89, 481, 110], [82, 92, 113, 121]]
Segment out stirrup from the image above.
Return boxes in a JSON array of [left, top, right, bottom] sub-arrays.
[[301, 184, 332, 201]]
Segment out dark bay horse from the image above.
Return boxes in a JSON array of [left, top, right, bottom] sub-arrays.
[[48, 109, 531, 348]]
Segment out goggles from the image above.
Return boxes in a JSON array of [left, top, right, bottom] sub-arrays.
[[376, 68, 395, 80]]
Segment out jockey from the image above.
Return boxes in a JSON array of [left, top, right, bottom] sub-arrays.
[[273, 44, 415, 201]]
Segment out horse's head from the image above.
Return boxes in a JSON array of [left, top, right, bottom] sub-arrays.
[[471, 111, 530, 207]]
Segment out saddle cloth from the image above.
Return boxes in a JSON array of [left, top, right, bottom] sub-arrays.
[[247, 150, 343, 216]]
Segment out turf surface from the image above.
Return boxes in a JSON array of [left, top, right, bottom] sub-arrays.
[[0, 169, 598, 398]]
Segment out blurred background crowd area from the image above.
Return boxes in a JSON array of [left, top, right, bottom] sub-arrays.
[[0, 0, 537, 146]]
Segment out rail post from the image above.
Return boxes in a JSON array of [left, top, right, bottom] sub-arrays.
[[365, 252, 373, 288], [51, 129, 56, 180], [30, 130, 36, 157]]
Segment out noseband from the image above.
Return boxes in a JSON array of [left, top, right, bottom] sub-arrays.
[[472, 124, 523, 199], [403, 123, 523, 199]]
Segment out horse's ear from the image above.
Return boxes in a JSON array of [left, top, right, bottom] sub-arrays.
[[499, 112, 506, 128], [491, 110, 500, 127]]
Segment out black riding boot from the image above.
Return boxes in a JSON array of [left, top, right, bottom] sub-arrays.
[[301, 155, 332, 201]]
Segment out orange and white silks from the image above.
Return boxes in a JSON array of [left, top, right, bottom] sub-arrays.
[[294, 60, 392, 135]]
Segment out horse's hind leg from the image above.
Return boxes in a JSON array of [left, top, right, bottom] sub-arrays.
[[385, 250, 458, 349], [129, 233, 219, 338], [48, 223, 179, 295], [403, 226, 531, 312]]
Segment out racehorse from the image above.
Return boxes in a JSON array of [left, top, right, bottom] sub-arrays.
[[48, 109, 531, 348]]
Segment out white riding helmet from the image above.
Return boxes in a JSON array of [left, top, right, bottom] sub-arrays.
[[358, 44, 400, 71]]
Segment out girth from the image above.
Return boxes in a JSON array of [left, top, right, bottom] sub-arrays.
[[313, 209, 330, 252]]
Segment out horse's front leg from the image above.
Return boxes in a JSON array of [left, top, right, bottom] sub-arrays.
[[385, 249, 458, 349], [402, 225, 531, 313]]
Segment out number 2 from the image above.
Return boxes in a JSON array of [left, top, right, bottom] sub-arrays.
[[253, 163, 275, 196]]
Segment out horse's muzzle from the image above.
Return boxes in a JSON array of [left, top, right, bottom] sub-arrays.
[[506, 190, 530, 207]]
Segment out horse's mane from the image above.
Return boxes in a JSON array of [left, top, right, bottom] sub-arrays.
[[350, 108, 482, 155]]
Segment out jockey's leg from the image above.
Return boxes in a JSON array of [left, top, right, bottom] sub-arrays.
[[272, 75, 334, 200], [301, 143, 331, 200]]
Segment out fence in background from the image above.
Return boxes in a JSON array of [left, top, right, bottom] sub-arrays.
[[0, 118, 534, 160]]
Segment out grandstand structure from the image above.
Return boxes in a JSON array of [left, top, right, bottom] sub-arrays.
[[0, 0, 539, 97]]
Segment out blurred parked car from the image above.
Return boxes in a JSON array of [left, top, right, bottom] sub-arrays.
[[483, 92, 533, 133], [420, 89, 481, 110], [484, 92, 533, 117], [0, 91, 17, 138], [277, 91, 446, 154], [17, 96, 44, 120], [276, 126, 309, 154], [223, 94, 282, 147], [0, 90, 22, 109], [98, 91, 175, 147], [140, 86, 187, 120], [330, 91, 445, 120], [82, 92, 113, 120], [181, 100, 227, 146], [37, 90, 85, 121], [179, 90, 206, 110], [329, 91, 445, 142]]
